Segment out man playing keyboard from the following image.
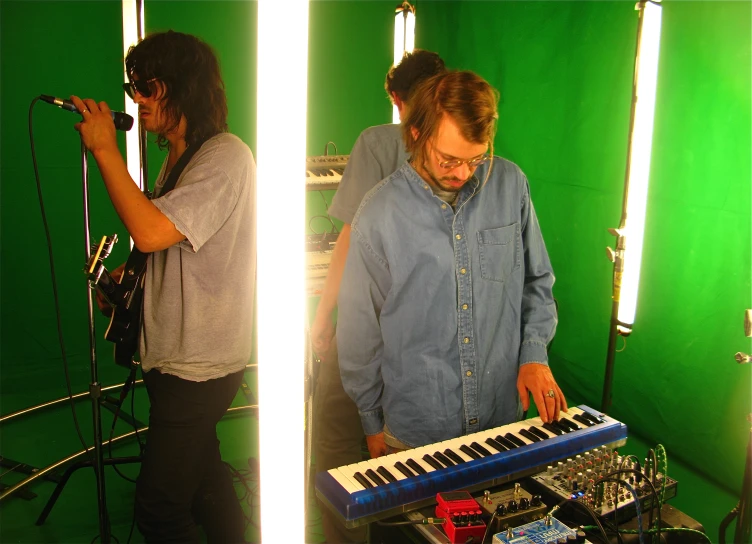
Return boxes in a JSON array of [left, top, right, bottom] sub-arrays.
[[337, 70, 567, 461]]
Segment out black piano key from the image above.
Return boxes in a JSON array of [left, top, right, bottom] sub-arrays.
[[495, 435, 519, 449], [469, 442, 493, 457], [560, 417, 581, 431], [443, 449, 466, 465], [422, 454, 444, 470], [572, 413, 594, 427], [459, 444, 482, 460], [377, 466, 398, 483], [394, 461, 415, 478], [504, 432, 527, 448], [485, 437, 508, 453], [405, 458, 428, 475], [353, 471, 374, 489], [518, 428, 541, 442], [528, 426, 550, 439], [541, 422, 562, 435], [433, 451, 455, 467], [551, 420, 571, 433], [364, 469, 386, 486], [581, 411, 602, 425]]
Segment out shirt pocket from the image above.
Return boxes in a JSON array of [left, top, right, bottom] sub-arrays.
[[477, 223, 521, 283]]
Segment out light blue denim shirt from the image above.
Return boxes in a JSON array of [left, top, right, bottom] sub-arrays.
[[337, 157, 557, 448]]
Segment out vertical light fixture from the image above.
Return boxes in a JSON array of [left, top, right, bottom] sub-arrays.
[[121, 0, 143, 192], [602, 0, 662, 412], [392, 1, 415, 123], [257, 0, 308, 541]]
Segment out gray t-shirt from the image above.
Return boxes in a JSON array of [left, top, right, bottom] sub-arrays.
[[328, 123, 408, 224], [140, 132, 256, 381]]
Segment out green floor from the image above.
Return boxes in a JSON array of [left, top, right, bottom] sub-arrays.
[[0, 378, 744, 543]]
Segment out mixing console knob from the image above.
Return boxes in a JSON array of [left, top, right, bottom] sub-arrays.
[[547, 465, 554, 476]]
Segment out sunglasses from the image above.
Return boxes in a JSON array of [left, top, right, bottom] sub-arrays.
[[122, 77, 160, 100]]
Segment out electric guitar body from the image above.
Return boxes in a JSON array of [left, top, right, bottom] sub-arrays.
[[86, 235, 148, 369]]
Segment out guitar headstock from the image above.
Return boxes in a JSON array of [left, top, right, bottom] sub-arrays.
[[85, 234, 118, 284]]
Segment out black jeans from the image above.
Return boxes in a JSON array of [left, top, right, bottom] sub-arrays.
[[135, 369, 246, 544]]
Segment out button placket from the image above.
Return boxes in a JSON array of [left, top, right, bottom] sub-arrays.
[[453, 210, 478, 431]]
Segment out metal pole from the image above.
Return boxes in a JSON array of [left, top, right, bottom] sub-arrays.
[[81, 140, 110, 544]]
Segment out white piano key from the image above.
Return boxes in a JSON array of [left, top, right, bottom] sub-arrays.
[[338, 460, 379, 490], [327, 467, 366, 494]]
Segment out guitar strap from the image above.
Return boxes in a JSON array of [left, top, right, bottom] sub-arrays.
[[153, 135, 211, 198], [127, 134, 212, 267]]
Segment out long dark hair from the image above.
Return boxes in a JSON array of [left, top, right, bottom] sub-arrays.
[[125, 30, 228, 149]]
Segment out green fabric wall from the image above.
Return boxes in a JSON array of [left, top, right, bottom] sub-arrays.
[[416, 0, 752, 499], [1, 1, 130, 413], [1, 0, 749, 536]]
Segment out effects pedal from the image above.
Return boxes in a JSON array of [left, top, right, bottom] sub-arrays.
[[475, 483, 547, 532], [492, 516, 588, 544], [435, 491, 487, 544]]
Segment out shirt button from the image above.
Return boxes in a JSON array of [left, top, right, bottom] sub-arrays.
[[441, 204, 447, 210], [460, 268, 466, 274], [463, 337, 470, 344], [466, 371, 473, 377], [455, 234, 461, 240], [462, 304, 468, 310]]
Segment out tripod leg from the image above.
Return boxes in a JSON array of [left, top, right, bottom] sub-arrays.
[[35, 455, 143, 526], [36, 458, 92, 526]]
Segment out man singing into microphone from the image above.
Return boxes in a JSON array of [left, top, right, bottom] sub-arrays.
[[72, 30, 254, 543]]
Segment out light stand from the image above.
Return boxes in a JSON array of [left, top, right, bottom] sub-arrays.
[[601, 0, 662, 413], [392, 1, 415, 124]]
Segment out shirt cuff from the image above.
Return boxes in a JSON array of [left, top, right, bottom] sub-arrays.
[[519, 340, 549, 367], [359, 408, 385, 436]]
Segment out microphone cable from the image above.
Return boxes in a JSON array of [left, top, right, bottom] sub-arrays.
[[28, 96, 91, 456]]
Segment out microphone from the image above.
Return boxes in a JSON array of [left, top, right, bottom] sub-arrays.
[[40, 94, 134, 131]]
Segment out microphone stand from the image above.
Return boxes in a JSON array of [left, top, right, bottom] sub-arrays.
[[81, 140, 111, 543]]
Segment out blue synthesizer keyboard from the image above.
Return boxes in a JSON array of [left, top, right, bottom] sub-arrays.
[[315, 405, 627, 527]]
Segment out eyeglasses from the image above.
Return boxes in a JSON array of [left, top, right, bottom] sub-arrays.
[[438, 153, 490, 170], [122, 77, 160, 100]]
